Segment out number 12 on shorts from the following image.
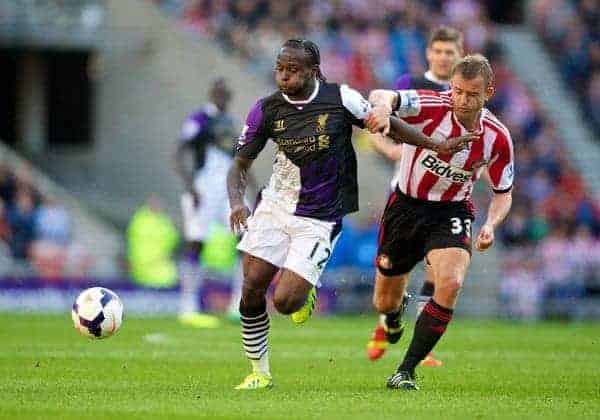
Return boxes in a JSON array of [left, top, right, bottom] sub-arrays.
[[309, 242, 331, 270], [450, 217, 471, 237]]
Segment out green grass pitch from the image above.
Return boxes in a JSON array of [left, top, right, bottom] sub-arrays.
[[1, 313, 599, 419]]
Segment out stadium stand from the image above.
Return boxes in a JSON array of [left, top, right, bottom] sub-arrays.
[[149, 0, 600, 319], [531, 0, 600, 134], [0, 161, 87, 278]]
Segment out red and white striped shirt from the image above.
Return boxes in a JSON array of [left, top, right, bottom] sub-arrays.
[[393, 89, 514, 202]]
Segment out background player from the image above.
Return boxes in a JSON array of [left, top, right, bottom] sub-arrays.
[[366, 54, 514, 390], [367, 26, 464, 367], [227, 39, 473, 390], [174, 78, 243, 327]]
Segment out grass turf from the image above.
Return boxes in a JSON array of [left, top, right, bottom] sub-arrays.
[[0, 313, 598, 419]]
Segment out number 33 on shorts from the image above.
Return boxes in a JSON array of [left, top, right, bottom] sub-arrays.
[[450, 217, 471, 237]]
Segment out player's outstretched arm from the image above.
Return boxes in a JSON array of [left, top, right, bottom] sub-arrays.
[[387, 116, 477, 154], [227, 156, 253, 234], [476, 190, 512, 252]]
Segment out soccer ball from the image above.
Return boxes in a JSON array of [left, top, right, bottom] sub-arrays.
[[71, 287, 124, 339]]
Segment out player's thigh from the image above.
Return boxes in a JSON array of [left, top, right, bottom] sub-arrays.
[[423, 203, 474, 285], [241, 252, 279, 294], [181, 193, 209, 242], [283, 215, 342, 288], [376, 192, 423, 277], [373, 269, 410, 313], [426, 247, 470, 291]]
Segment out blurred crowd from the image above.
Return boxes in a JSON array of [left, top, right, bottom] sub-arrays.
[[147, 0, 600, 319], [531, 0, 600, 133], [0, 163, 89, 278]]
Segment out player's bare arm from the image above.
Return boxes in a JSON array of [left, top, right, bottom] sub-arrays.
[[387, 116, 476, 154], [174, 143, 200, 206], [476, 190, 512, 252], [227, 155, 252, 233], [365, 89, 476, 154]]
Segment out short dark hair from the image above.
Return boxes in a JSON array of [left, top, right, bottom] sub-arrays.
[[282, 39, 326, 81], [451, 54, 494, 87], [428, 26, 464, 51]]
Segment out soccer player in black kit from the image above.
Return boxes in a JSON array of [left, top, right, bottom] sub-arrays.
[[367, 27, 464, 367], [226, 39, 475, 390]]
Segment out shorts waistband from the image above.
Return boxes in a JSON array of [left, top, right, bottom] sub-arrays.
[[394, 187, 472, 211]]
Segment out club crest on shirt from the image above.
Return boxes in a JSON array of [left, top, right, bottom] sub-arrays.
[[273, 119, 286, 132], [316, 114, 329, 133]]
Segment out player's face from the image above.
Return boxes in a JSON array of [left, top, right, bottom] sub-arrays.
[[211, 86, 231, 112], [427, 41, 462, 80], [275, 48, 314, 97], [451, 74, 495, 123]]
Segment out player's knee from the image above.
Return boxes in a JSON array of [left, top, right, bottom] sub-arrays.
[[273, 293, 304, 315], [373, 293, 399, 314], [436, 276, 463, 297], [239, 282, 267, 314]]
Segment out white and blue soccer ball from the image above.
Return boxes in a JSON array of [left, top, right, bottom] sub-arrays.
[[71, 287, 124, 339]]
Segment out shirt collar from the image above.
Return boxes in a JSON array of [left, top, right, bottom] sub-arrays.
[[281, 80, 320, 105], [424, 70, 450, 88]]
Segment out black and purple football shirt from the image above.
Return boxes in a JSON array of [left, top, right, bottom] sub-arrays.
[[236, 81, 371, 221]]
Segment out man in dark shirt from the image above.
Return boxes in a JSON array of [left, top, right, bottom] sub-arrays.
[[227, 39, 474, 390], [174, 79, 241, 327]]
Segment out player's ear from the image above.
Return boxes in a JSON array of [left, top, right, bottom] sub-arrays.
[[485, 85, 495, 101], [425, 47, 433, 63]]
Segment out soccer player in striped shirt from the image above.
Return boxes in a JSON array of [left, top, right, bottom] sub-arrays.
[[365, 54, 514, 390], [367, 26, 464, 367]]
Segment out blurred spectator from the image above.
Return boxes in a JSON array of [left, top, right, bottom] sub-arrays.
[[532, 0, 600, 133], [29, 197, 72, 279], [0, 199, 11, 243], [5, 187, 36, 260], [127, 196, 180, 288], [0, 164, 16, 205]]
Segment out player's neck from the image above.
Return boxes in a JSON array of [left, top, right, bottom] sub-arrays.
[[287, 79, 317, 102], [455, 110, 482, 131], [425, 70, 450, 84]]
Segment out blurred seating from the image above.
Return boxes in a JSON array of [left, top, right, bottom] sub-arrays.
[[531, 0, 600, 133], [0, 162, 89, 279]]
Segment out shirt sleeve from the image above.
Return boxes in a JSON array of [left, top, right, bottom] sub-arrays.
[[488, 131, 515, 193], [180, 112, 209, 143], [235, 99, 269, 160], [393, 74, 411, 90], [340, 84, 372, 127], [395, 89, 448, 127]]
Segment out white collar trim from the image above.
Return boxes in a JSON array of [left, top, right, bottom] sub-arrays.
[[281, 80, 320, 105]]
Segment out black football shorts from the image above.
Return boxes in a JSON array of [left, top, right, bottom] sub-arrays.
[[376, 189, 474, 277]]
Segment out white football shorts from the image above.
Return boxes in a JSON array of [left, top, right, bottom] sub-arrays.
[[237, 198, 341, 287]]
